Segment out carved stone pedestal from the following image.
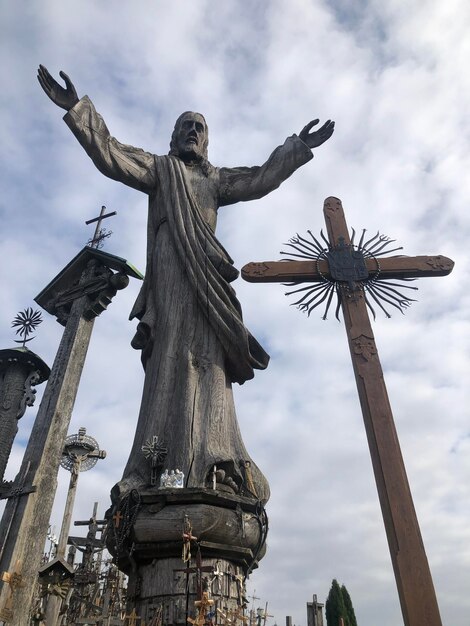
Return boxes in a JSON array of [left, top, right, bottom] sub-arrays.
[[108, 489, 268, 625]]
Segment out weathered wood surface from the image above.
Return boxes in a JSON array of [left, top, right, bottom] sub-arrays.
[[139, 487, 264, 511], [0, 364, 31, 485], [241, 255, 454, 283], [127, 556, 245, 626], [116, 209, 270, 502], [133, 503, 261, 549]]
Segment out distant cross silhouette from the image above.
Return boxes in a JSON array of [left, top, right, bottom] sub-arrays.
[[86, 205, 117, 248], [242, 197, 454, 626]]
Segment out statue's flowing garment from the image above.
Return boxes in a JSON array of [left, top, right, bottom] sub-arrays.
[[65, 98, 312, 501]]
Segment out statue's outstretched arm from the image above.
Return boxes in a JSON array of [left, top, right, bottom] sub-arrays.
[[219, 118, 334, 206], [38, 66, 156, 193], [37, 65, 79, 111]]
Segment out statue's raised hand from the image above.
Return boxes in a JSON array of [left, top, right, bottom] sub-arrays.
[[299, 119, 335, 149], [37, 65, 79, 111]]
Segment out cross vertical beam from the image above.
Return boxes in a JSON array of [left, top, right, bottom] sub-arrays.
[[323, 197, 441, 626]]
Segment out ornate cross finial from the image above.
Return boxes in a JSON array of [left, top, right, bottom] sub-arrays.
[[11, 307, 43, 347], [86, 205, 117, 249]]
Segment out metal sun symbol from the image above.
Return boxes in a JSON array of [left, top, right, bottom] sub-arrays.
[[141, 436, 168, 465], [60, 430, 101, 473], [281, 229, 418, 320], [11, 307, 43, 346]]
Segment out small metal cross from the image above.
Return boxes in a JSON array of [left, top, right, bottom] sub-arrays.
[[86, 205, 117, 248]]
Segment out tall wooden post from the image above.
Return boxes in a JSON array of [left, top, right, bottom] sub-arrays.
[[0, 247, 142, 625], [242, 197, 453, 626]]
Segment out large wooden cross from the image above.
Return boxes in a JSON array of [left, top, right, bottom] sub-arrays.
[[242, 197, 454, 626]]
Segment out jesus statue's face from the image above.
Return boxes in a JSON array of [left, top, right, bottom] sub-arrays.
[[174, 112, 208, 161]]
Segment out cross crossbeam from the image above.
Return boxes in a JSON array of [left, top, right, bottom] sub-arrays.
[[242, 254, 453, 284]]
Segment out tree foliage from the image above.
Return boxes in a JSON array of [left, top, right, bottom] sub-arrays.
[[325, 579, 347, 626], [341, 584, 358, 626], [325, 579, 357, 626]]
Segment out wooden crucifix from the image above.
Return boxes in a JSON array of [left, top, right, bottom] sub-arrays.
[[242, 197, 454, 626]]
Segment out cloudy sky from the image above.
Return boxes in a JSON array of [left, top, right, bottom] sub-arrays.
[[1, 1, 469, 624]]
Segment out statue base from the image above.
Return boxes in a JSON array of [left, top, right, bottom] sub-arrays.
[[107, 488, 268, 625]]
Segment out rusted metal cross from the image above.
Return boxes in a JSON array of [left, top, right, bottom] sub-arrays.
[[242, 197, 454, 626]]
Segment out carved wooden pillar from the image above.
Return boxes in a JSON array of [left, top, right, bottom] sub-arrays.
[[0, 348, 49, 486]]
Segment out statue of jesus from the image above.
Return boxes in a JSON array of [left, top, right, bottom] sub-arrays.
[[38, 65, 334, 503]]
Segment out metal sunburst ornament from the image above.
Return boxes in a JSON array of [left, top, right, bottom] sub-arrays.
[[282, 229, 418, 320], [141, 435, 168, 486], [11, 307, 43, 346]]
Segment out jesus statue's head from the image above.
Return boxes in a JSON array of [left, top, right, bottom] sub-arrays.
[[169, 111, 209, 162]]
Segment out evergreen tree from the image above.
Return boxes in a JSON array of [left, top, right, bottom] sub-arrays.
[[325, 579, 347, 626], [341, 584, 358, 626]]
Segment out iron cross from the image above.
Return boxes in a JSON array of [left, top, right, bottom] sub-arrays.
[[86, 205, 117, 248], [242, 197, 454, 626]]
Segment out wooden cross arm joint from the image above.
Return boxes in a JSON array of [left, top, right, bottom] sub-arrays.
[[241, 255, 454, 284]]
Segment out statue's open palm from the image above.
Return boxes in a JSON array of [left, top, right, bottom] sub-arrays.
[[37, 65, 79, 111], [299, 119, 335, 149]]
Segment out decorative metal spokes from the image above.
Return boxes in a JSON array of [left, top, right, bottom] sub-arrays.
[[141, 435, 168, 466], [282, 229, 418, 320], [11, 307, 43, 346], [60, 428, 101, 472], [87, 227, 113, 249]]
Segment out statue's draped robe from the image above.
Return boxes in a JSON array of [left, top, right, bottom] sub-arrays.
[[65, 97, 313, 502]]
